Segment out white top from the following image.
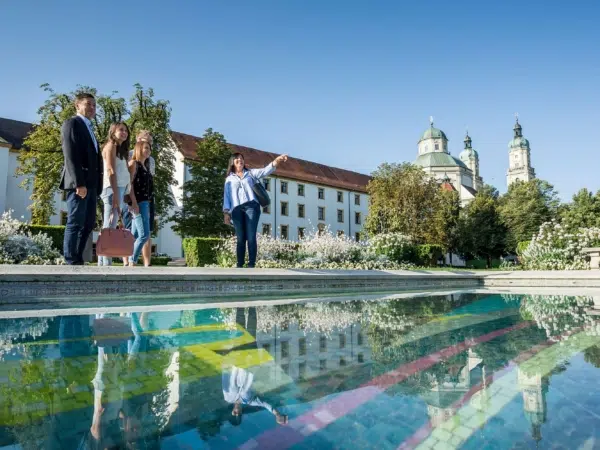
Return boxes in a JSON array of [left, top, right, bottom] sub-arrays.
[[103, 154, 130, 190], [222, 366, 275, 413], [76, 113, 98, 152]]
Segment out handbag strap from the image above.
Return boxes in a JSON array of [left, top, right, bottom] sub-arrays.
[[108, 207, 122, 226]]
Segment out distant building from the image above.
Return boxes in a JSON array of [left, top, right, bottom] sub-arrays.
[[507, 117, 536, 187], [414, 118, 482, 206]]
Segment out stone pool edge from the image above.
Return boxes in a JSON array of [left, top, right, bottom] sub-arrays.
[[2, 266, 600, 304]]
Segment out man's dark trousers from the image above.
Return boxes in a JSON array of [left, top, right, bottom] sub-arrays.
[[63, 188, 97, 265]]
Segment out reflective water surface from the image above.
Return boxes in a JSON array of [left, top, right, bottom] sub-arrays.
[[1, 292, 600, 449]]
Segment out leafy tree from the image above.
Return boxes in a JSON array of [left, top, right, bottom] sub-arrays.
[[456, 185, 506, 268], [498, 179, 560, 251], [171, 128, 233, 237], [364, 163, 455, 244], [17, 84, 175, 225], [435, 189, 461, 257], [560, 188, 600, 231]]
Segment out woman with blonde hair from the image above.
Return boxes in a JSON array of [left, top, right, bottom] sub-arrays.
[[98, 122, 130, 266], [126, 140, 154, 266]]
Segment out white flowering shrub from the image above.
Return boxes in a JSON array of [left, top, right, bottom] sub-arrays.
[[369, 232, 415, 264], [214, 226, 414, 270], [0, 318, 50, 361], [216, 299, 415, 336], [0, 211, 64, 265], [517, 294, 600, 341], [520, 221, 600, 270]]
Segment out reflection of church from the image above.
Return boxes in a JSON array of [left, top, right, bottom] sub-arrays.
[[518, 368, 548, 444], [422, 351, 549, 444], [423, 349, 484, 427]]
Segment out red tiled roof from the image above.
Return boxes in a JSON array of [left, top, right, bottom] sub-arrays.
[[171, 131, 371, 193], [441, 181, 456, 192]]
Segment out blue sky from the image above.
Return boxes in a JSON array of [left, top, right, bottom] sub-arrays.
[[1, 0, 599, 200]]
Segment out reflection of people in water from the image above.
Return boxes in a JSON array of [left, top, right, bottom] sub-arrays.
[[84, 312, 150, 449], [221, 308, 288, 426]]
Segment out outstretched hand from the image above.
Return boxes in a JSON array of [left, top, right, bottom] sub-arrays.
[[274, 154, 288, 166]]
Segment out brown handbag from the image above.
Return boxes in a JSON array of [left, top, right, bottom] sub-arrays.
[[96, 209, 135, 257]]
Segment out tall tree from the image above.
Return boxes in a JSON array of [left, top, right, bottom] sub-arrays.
[[456, 185, 506, 268], [17, 84, 175, 225], [171, 128, 233, 237], [498, 179, 560, 251], [364, 162, 455, 244], [560, 188, 600, 231]]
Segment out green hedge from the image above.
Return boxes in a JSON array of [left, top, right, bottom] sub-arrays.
[[414, 244, 444, 266], [25, 225, 65, 253], [466, 258, 502, 269], [151, 256, 171, 266], [183, 238, 224, 267]]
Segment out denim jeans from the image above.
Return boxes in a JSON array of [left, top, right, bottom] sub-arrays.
[[63, 187, 97, 265], [129, 201, 151, 264], [231, 201, 261, 267], [98, 186, 128, 266]]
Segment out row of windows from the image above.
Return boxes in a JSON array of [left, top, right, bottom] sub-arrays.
[[264, 179, 362, 205], [280, 354, 365, 378], [266, 333, 365, 358], [263, 203, 362, 224], [262, 223, 360, 241]]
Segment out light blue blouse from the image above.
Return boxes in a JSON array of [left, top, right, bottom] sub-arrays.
[[223, 163, 276, 212]]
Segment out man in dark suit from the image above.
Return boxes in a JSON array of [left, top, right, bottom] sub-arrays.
[[60, 93, 103, 265]]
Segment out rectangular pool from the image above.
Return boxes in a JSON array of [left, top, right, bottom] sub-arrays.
[[0, 291, 599, 449]]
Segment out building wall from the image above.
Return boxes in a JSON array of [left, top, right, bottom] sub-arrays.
[[507, 146, 534, 187], [259, 176, 368, 242], [5, 150, 34, 221], [255, 322, 372, 382], [0, 146, 10, 215]]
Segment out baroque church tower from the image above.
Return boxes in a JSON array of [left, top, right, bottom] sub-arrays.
[[506, 116, 535, 187], [459, 132, 483, 191]]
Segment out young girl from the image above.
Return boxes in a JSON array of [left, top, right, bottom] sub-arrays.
[[98, 123, 130, 266], [127, 141, 154, 266]]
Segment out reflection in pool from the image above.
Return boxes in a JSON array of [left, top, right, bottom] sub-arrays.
[[0, 292, 599, 449]]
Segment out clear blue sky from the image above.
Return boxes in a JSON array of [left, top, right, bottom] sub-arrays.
[[1, 0, 599, 200]]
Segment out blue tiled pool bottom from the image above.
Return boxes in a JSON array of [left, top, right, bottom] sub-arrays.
[[1, 292, 599, 449]]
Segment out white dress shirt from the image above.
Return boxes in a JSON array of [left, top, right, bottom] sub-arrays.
[[77, 113, 98, 152], [222, 366, 275, 413]]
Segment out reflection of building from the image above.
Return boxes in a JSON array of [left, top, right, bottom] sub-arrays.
[[255, 322, 372, 382], [423, 349, 484, 427], [518, 368, 548, 443]]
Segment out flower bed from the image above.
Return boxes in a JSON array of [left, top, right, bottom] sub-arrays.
[[0, 211, 64, 265], [214, 227, 415, 270]]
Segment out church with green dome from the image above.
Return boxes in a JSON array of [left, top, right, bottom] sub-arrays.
[[414, 118, 483, 205]]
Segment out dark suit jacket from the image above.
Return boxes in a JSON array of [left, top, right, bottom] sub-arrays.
[[59, 116, 102, 191]]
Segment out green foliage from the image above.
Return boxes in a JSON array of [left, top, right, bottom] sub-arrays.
[[516, 240, 530, 256], [456, 185, 506, 267], [560, 188, 600, 231], [171, 129, 234, 237], [17, 84, 175, 225], [370, 232, 415, 264], [498, 179, 560, 251], [364, 163, 459, 246], [415, 244, 444, 266], [183, 237, 224, 267], [466, 258, 502, 269], [24, 225, 64, 252], [150, 256, 171, 266]]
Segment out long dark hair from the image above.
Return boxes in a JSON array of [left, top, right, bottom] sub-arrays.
[[227, 152, 247, 177], [105, 122, 131, 160]]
